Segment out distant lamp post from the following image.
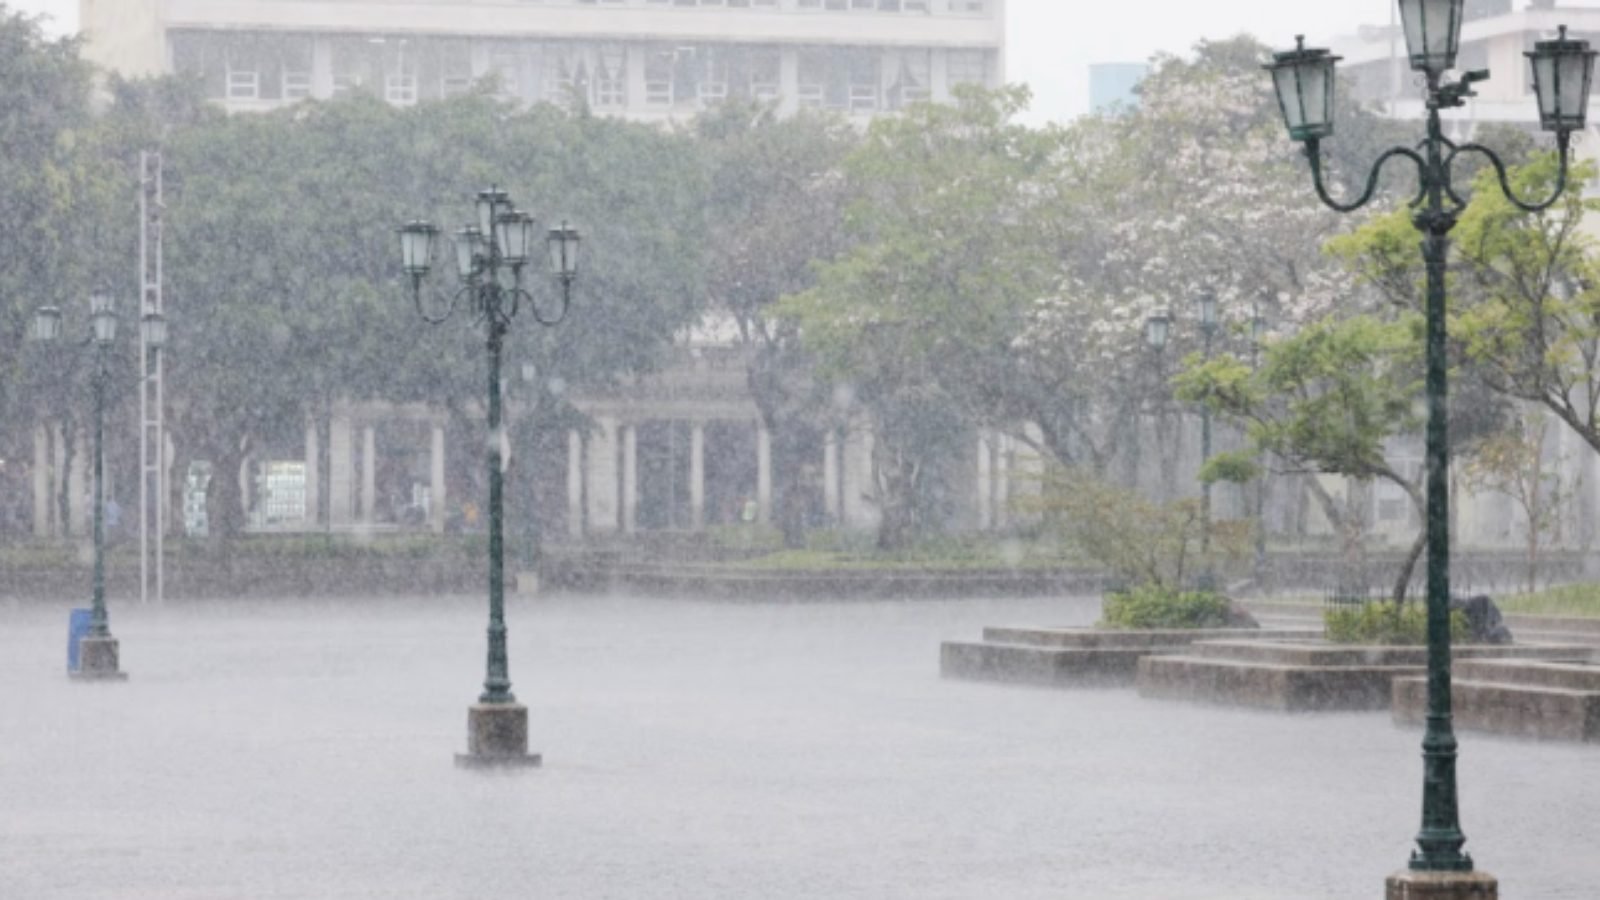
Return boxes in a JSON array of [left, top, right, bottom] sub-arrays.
[[1249, 306, 1270, 583], [1196, 291, 1220, 554], [399, 187, 580, 769], [1144, 313, 1170, 351], [33, 294, 167, 681], [1268, 4, 1593, 889]]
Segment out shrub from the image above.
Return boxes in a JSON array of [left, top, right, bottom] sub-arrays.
[[1324, 601, 1468, 645], [1099, 584, 1232, 630]]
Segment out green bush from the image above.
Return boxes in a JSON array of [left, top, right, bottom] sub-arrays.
[[1099, 584, 1232, 630], [1324, 601, 1468, 645]]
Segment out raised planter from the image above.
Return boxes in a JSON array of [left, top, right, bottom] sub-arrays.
[[546, 561, 1106, 600], [1393, 657, 1600, 742], [939, 626, 1321, 688], [1136, 639, 1595, 712]]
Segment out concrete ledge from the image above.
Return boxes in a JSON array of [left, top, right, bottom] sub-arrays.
[[1385, 869, 1498, 900], [940, 628, 1317, 688], [940, 641, 1145, 687], [1137, 641, 1592, 713], [1393, 659, 1600, 742]]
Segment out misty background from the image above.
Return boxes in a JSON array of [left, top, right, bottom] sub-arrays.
[[9, 0, 1414, 122]]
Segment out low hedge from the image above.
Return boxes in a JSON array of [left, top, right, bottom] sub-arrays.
[[1324, 601, 1467, 645], [1099, 584, 1232, 630]]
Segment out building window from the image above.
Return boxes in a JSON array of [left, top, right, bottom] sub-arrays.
[[946, 49, 989, 90], [226, 66, 260, 101], [886, 50, 930, 109], [595, 46, 627, 108]]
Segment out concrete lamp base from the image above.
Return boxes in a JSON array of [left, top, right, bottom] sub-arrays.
[[1386, 870, 1498, 900], [455, 702, 541, 770], [70, 637, 128, 682]]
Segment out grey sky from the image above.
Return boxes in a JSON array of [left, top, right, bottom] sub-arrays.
[[0, 0, 1545, 123]]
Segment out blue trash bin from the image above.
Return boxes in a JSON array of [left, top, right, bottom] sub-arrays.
[[67, 608, 93, 672]]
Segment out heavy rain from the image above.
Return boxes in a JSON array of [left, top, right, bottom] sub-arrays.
[[2, 1, 1598, 898]]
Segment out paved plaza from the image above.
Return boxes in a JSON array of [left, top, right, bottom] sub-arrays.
[[1, 593, 1596, 899]]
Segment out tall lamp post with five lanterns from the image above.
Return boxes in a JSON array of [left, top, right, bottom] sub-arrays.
[[32, 294, 167, 681], [1266, 1, 1594, 894], [399, 188, 580, 769]]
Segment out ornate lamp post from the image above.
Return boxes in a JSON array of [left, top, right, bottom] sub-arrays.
[[399, 188, 580, 769], [1267, 3, 1593, 892], [32, 294, 167, 681]]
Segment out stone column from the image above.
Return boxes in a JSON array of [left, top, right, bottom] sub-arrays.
[[361, 425, 377, 525], [32, 424, 50, 537], [976, 429, 993, 531], [622, 423, 638, 534], [567, 429, 584, 538], [690, 422, 706, 531], [823, 428, 841, 522], [586, 416, 619, 533], [329, 414, 353, 527], [310, 36, 333, 99], [757, 424, 772, 525], [995, 432, 1011, 529], [238, 455, 253, 529], [625, 45, 647, 116], [778, 48, 799, 117], [303, 422, 321, 527], [67, 429, 87, 537], [843, 421, 876, 529], [430, 424, 447, 533]]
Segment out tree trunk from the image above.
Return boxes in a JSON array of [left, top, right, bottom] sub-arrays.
[[1393, 527, 1426, 606], [205, 437, 252, 547], [872, 437, 919, 552]]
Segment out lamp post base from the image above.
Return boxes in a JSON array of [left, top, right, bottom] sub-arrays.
[[1385, 870, 1498, 900], [456, 702, 541, 770], [71, 637, 127, 681]]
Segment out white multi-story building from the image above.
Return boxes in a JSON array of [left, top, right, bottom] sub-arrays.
[[1329, 0, 1596, 135], [55, 0, 1017, 544], [79, 0, 1005, 122]]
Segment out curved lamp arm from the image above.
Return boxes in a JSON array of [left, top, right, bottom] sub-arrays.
[[411, 278, 469, 326], [1443, 133, 1573, 214], [525, 279, 573, 328], [1306, 138, 1428, 213]]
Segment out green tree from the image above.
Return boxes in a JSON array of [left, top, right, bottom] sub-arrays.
[[778, 86, 1061, 548], [1328, 152, 1600, 464], [697, 103, 857, 547], [1178, 313, 1504, 601]]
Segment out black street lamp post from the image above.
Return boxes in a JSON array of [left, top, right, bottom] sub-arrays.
[[1267, 1, 1593, 891], [399, 188, 580, 769], [32, 294, 167, 681]]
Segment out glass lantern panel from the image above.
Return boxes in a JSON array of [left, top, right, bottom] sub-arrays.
[[32, 307, 61, 342], [93, 311, 117, 344], [1558, 53, 1592, 121], [455, 231, 478, 278], [1534, 55, 1559, 118], [141, 313, 167, 349], [1273, 67, 1305, 131]]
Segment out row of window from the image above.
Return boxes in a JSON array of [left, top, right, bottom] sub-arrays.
[[560, 0, 991, 13], [174, 33, 991, 112]]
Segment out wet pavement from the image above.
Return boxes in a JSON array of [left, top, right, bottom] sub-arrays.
[[1, 593, 1595, 899]]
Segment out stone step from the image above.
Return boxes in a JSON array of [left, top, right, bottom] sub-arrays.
[[1137, 640, 1595, 713], [980, 626, 1319, 650], [1392, 675, 1600, 743], [1136, 654, 1407, 712], [940, 641, 1151, 688], [1451, 657, 1600, 691]]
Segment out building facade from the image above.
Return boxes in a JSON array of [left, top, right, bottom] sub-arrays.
[[56, 0, 1018, 543], [79, 0, 1005, 122]]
